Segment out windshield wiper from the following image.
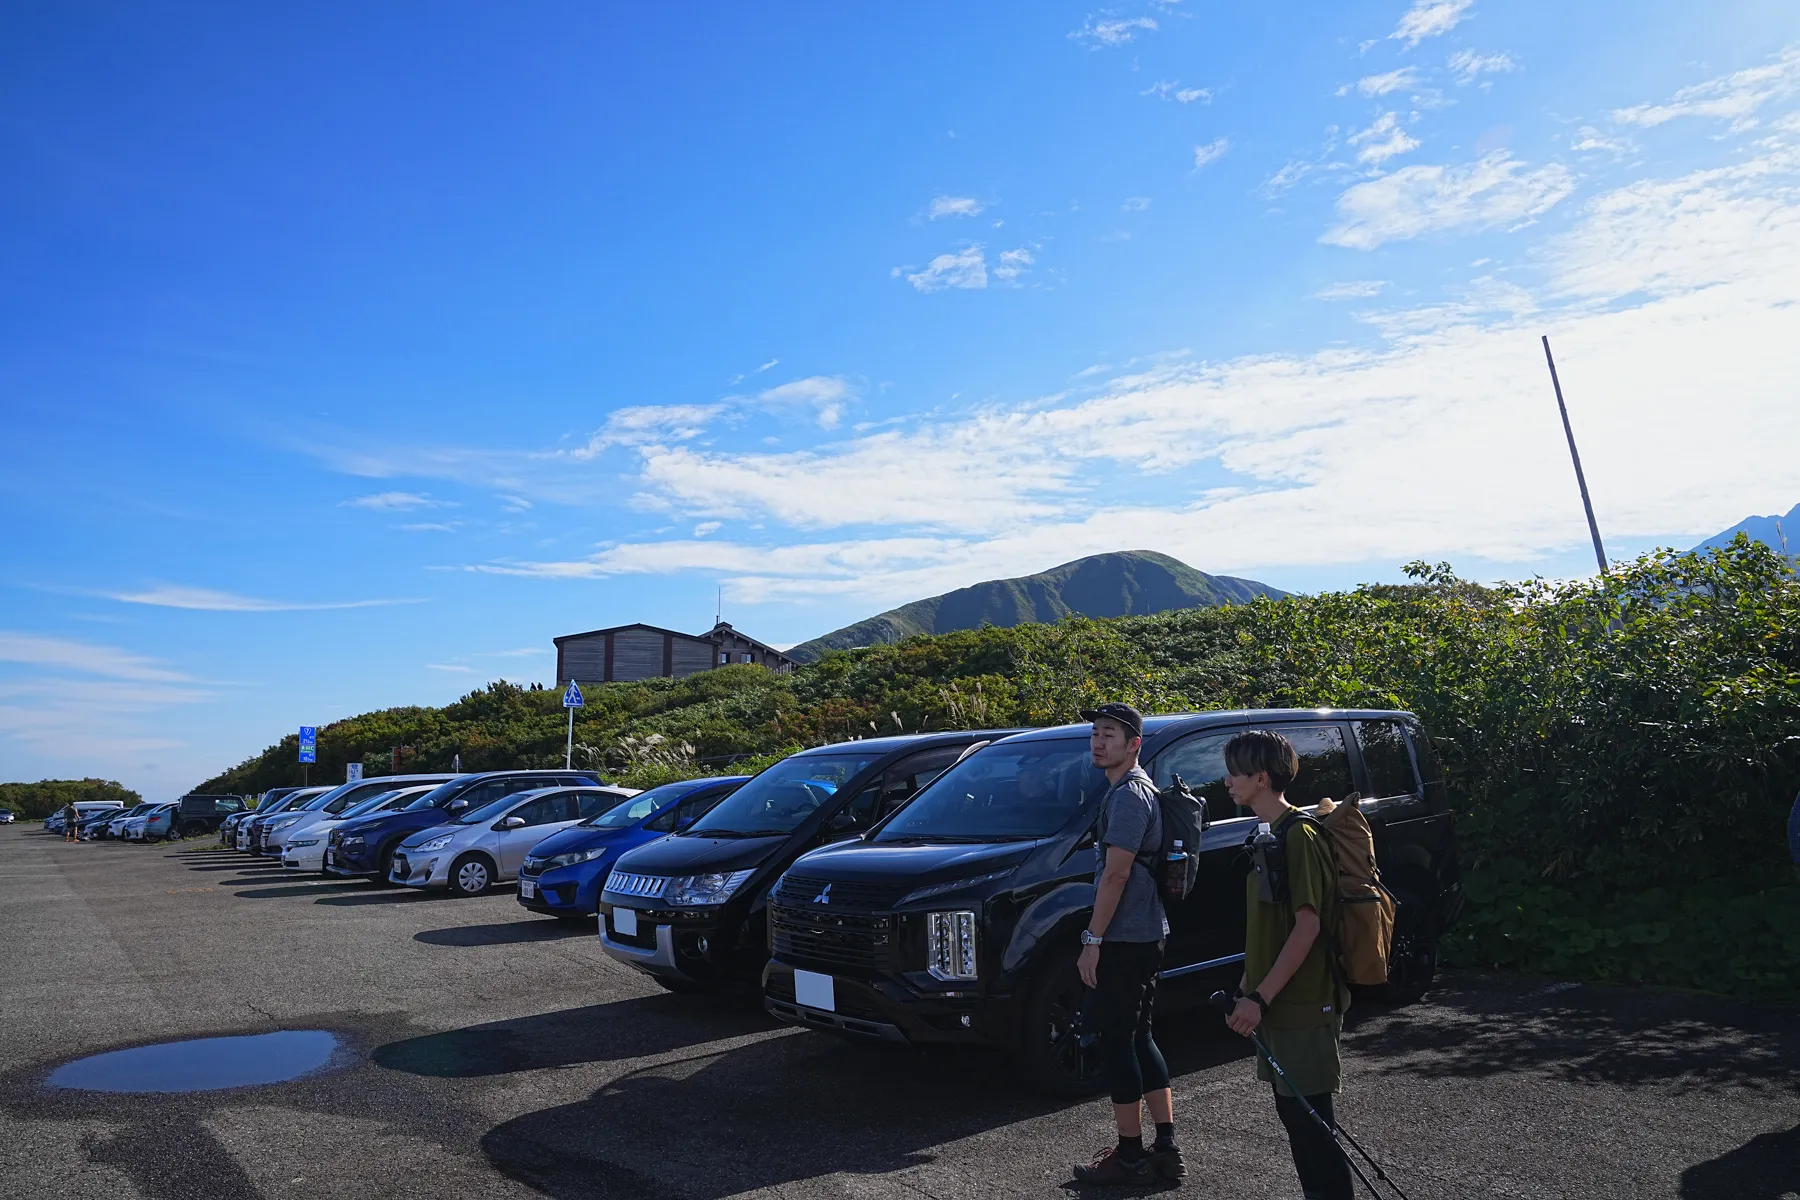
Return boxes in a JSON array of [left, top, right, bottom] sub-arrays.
[[883, 833, 997, 844], [690, 828, 788, 839]]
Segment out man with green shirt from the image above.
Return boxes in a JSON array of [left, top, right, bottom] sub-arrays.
[[1223, 729, 1353, 1200]]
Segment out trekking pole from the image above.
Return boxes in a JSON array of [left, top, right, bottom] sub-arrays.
[[1211, 992, 1411, 1200]]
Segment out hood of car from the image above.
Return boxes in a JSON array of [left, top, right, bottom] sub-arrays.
[[399, 822, 466, 850], [526, 823, 645, 859], [611, 831, 787, 877], [788, 838, 1039, 899], [335, 808, 437, 839]]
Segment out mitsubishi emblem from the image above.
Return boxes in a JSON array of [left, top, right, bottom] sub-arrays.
[[813, 883, 832, 905]]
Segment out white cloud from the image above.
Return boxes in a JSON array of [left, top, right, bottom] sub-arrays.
[[426, 663, 474, 673], [1313, 280, 1388, 300], [570, 404, 726, 460], [1323, 152, 1575, 249], [1069, 15, 1157, 47], [758, 376, 855, 429], [1448, 49, 1516, 85], [757, 357, 780, 372], [1261, 159, 1315, 196], [906, 246, 988, 292], [1143, 80, 1212, 103], [1123, 196, 1152, 212], [1349, 68, 1421, 97], [398, 522, 459, 533], [474, 648, 547, 658], [1391, 0, 1474, 47], [1614, 46, 1800, 132], [927, 195, 985, 220], [994, 247, 1036, 283], [1571, 126, 1634, 156], [1349, 112, 1421, 164], [693, 521, 722, 537], [0, 632, 195, 683], [1192, 138, 1231, 169], [97, 586, 425, 612], [342, 491, 442, 510]]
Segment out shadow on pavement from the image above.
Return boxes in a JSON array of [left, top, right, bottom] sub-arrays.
[[414, 921, 591, 948], [374, 994, 779, 1077], [478, 1021, 1244, 1199], [314, 888, 430, 906], [234, 881, 373, 900], [1680, 1124, 1800, 1198], [1349, 974, 1800, 1091]]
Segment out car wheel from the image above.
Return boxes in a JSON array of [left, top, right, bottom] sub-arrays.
[[370, 844, 402, 887], [448, 853, 494, 898], [1017, 947, 1106, 1097], [1379, 893, 1438, 1005]]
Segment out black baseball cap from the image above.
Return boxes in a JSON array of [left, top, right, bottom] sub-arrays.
[[1079, 702, 1143, 738]]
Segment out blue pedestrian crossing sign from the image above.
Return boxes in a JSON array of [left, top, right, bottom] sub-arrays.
[[562, 681, 584, 709], [298, 725, 317, 764]]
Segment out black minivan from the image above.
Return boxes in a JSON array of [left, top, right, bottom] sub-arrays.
[[598, 731, 1014, 991], [761, 709, 1462, 1092]]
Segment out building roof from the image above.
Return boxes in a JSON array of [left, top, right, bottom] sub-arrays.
[[706, 621, 796, 663], [552, 620, 796, 662]]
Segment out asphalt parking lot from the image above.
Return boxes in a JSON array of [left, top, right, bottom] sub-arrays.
[[2, 829, 1796, 1200]]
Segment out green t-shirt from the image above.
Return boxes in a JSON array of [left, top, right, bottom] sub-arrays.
[[1244, 806, 1344, 1030]]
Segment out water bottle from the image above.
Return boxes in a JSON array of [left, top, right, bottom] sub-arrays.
[[1163, 839, 1190, 899], [1251, 821, 1281, 903]]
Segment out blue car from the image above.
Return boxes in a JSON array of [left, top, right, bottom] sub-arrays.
[[517, 776, 749, 921], [325, 770, 598, 881]]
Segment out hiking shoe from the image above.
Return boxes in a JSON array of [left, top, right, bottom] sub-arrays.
[[1150, 1142, 1187, 1181], [1073, 1146, 1153, 1185]]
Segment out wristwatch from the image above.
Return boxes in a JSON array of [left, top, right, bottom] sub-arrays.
[[1080, 930, 1104, 946]]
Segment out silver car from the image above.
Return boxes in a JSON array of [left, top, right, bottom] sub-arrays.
[[390, 786, 637, 897]]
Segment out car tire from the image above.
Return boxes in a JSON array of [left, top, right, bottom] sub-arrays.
[[1016, 947, 1107, 1098], [370, 844, 402, 887], [1379, 893, 1439, 1005], [448, 853, 494, 898]]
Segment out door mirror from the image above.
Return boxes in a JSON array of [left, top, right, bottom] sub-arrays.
[[675, 814, 698, 832], [447, 799, 468, 812], [499, 815, 526, 830], [826, 810, 859, 833]]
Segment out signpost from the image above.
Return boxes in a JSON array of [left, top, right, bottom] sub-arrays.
[[299, 726, 316, 785], [347, 763, 363, 783], [562, 681, 584, 769]]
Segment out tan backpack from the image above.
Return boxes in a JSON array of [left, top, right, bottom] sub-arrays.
[[1312, 793, 1398, 986]]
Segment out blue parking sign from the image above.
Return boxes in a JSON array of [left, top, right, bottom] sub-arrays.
[[298, 725, 317, 764]]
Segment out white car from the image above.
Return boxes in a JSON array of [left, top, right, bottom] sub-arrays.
[[263, 773, 454, 859], [124, 803, 177, 842], [282, 785, 436, 873], [390, 785, 637, 897], [101, 803, 163, 840]]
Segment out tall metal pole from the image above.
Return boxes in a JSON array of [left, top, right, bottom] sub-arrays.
[[565, 707, 574, 770], [1542, 336, 1608, 575]]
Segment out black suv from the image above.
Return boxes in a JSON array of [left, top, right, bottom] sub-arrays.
[[599, 731, 1016, 992], [173, 794, 247, 838], [761, 709, 1462, 1092]]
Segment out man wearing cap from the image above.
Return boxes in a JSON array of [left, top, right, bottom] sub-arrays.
[[1072, 702, 1183, 1185]]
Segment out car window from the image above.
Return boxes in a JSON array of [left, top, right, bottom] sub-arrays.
[[874, 746, 965, 815], [648, 786, 733, 833], [1152, 730, 1241, 818], [453, 786, 518, 824], [687, 754, 880, 836], [510, 794, 571, 827], [1283, 724, 1356, 809], [1354, 720, 1419, 799], [573, 791, 620, 820], [874, 738, 1106, 843]]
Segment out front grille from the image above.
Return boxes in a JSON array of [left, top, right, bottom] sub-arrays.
[[607, 872, 666, 899], [766, 972, 885, 1020], [775, 875, 907, 911], [771, 904, 898, 973], [520, 859, 544, 878]]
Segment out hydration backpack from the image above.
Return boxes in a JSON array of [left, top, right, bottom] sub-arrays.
[[1258, 796, 1397, 987], [1146, 774, 1209, 901]]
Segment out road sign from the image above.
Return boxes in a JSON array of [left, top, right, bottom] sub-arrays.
[[562, 681, 583, 769], [298, 726, 317, 764], [347, 763, 363, 783], [563, 681, 584, 708]]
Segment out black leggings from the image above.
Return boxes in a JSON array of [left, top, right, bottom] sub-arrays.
[[1274, 1089, 1354, 1200], [1089, 940, 1171, 1105]]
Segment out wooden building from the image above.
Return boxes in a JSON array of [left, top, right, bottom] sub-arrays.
[[554, 621, 796, 685]]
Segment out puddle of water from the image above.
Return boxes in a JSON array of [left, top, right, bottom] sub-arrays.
[[46, 1030, 343, 1094]]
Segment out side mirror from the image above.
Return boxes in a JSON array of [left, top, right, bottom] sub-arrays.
[[675, 814, 698, 832], [499, 816, 526, 830], [826, 811, 859, 833], [448, 799, 468, 812]]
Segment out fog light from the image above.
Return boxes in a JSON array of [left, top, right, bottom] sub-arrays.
[[696, 936, 710, 954], [959, 1014, 972, 1028]]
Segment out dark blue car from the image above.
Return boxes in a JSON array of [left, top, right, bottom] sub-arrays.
[[325, 770, 598, 881], [517, 775, 749, 921]]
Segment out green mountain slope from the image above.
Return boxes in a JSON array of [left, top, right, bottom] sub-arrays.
[[786, 550, 1285, 663]]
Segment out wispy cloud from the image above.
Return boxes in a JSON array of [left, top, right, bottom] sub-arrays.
[[1350, 112, 1421, 165], [98, 585, 426, 612], [905, 246, 988, 292], [1142, 80, 1211, 104], [1122, 196, 1153, 212], [1448, 50, 1515, 85], [1313, 280, 1388, 300], [426, 663, 474, 673], [1391, 0, 1474, 48], [1192, 138, 1231, 170], [927, 195, 985, 220], [757, 376, 855, 430], [569, 404, 726, 461], [1069, 14, 1157, 48], [1571, 127, 1634, 156], [474, 647, 547, 658], [1261, 159, 1316, 197], [993, 247, 1036, 283], [0, 631, 194, 683], [1613, 45, 1800, 132], [1322, 152, 1575, 250], [342, 491, 444, 510], [398, 522, 459, 533], [1346, 68, 1421, 97]]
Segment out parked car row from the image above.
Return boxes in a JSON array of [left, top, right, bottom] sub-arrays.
[[182, 707, 1467, 1094]]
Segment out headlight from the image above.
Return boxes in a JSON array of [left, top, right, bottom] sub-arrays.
[[289, 838, 319, 848], [340, 834, 363, 846], [268, 815, 302, 830], [417, 835, 453, 853], [542, 847, 608, 870], [666, 869, 755, 907], [926, 910, 978, 981]]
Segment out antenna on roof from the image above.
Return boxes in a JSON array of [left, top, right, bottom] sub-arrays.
[[715, 584, 723, 627]]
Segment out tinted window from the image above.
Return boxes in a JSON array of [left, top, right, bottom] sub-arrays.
[[688, 754, 881, 836], [452, 785, 517, 824], [1284, 725, 1355, 808], [1354, 720, 1419, 799], [874, 738, 1106, 843], [510, 794, 572, 827], [573, 791, 621, 820], [1152, 730, 1241, 818]]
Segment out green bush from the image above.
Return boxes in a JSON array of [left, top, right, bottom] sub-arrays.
[[0, 779, 141, 820]]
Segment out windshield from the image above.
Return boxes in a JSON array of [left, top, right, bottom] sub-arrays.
[[404, 779, 470, 811], [585, 781, 692, 829], [338, 791, 403, 820], [687, 754, 880, 836], [874, 737, 1106, 843]]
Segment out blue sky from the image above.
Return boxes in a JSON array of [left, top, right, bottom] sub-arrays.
[[4, 1, 1799, 797]]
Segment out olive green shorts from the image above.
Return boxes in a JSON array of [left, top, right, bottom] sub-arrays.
[[1254, 1016, 1343, 1097]]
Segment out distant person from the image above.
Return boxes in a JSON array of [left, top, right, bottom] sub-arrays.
[[63, 803, 79, 842], [1223, 729, 1353, 1200], [1071, 702, 1183, 1185]]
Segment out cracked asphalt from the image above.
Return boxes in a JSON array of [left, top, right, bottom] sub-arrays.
[[3, 827, 1797, 1199]]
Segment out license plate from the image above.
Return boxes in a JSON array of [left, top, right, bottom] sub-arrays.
[[794, 970, 835, 1012], [613, 907, 638, 936], [393, 856, 408, 874], [324, 850, 335, 866], [519, 880, 536, 900]]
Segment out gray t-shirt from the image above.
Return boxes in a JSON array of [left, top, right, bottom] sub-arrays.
[[1094, 766, 1167, 943]]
